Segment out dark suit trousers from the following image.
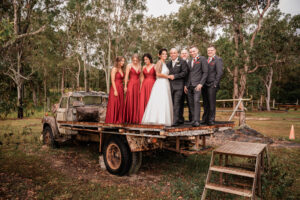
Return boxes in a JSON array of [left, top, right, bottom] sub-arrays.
[[187, 86, 202, 122], [202, 86, 217, 123], [171, 88, 184, 124], [179, 93, 192, 122]]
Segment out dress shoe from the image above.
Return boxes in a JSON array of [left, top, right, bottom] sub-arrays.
[[192, 121, 200, 127], [178, 120, 184, 124], [200, 121, 208, 125], [185, 121, 194, 125], [172, 122, 180, 127], [207, 121, 215, 126]]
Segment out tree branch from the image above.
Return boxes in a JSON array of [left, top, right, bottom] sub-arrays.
[[226, 67, 233, 76], [250, 0, 271, 48]]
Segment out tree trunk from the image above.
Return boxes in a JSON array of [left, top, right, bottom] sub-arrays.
[[84, 60, 88, 92], [106, 37, 112, 93], [265, 67, 273, 111], [76, 56, 81, 90], [233, 66, 239, 109], [17, 84, 23, 119], [32, 84, 37, 107], [61, 67, 65, 95], [17, 49, 23, 119], [43, 67, 47, 106]]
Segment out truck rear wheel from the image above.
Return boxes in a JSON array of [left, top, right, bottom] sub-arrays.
[[128, 152, 142, 175], [43, 126, 56, 148], [103, 137, 131, 176]]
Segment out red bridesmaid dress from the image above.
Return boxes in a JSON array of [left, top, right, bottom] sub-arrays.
[[124, 67, 140, 124], [105, 71, 124, 124], [139, 65, 156, 123]]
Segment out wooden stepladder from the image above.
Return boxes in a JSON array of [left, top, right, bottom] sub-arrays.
[[201, 141, 268, 200]]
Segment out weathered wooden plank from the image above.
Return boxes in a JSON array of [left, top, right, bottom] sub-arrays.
[[205, 183, 252, 198]]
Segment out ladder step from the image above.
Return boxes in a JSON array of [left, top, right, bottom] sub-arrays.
[[205, 183, 252, 197], [210, 166, 255, 178]]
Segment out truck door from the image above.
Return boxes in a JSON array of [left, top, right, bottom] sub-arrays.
[[56, 97, 68, 134]]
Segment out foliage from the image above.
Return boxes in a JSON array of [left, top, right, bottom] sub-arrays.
[[262, 154, 295, 199]]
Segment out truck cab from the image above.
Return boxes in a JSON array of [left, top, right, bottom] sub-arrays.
[[42, 91, 108, 143]]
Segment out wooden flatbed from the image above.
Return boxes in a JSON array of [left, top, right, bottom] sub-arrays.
[[57, 120, 234, 154]]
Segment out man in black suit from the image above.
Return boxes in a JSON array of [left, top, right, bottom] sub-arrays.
[[167, 48, 188, 126], [185, 46, 208, 127], [180, 49, 192, 123], [202, 45, 223, 125]]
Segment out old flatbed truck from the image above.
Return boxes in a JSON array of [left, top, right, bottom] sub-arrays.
[[42, 91, 234, 176]]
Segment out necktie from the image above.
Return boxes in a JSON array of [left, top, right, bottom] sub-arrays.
[[192, 58, 196, 68], [208, 57, 212, 63]]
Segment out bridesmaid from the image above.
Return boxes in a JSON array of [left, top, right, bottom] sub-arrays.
[[105, 56, 125, 124], [123, 54, 141, 124], [138, 53, 156, 123]]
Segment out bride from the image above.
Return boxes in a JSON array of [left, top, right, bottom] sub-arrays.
[[142, 49, 173, 126]]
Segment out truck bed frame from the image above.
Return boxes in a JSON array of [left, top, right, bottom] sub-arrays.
[[58, 120, 234, 155]]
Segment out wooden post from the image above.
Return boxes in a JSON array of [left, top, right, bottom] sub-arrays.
[[202, 136, 206, 148], [251, 100, 254, 111], [176, 137, 180, 152], [195, 136, 200, 149], [219, 154, 223, 184], [272, 99, 275, 109], [201, 152, 215, 200], [98, 128, 102, 152]]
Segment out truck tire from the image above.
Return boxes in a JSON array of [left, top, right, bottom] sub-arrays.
[[103, 137, 132, 176], [128, 152, 142, 175], [43, 126, 57, 148]]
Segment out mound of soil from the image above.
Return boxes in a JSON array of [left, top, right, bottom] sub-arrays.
[[207, 126, 274, 146]]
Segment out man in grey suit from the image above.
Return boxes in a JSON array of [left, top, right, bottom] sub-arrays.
[[180, 49, 192, 123], [185, 46, 208, 127], [202, 46, 223, 125], [167, 48, 188, 126]]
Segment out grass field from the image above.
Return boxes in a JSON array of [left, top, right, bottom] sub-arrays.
[[0, 109, 299, 199]]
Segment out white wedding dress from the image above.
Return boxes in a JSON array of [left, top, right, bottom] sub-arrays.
[[142, 62, 173, 126]]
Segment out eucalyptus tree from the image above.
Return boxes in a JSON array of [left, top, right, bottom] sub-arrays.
[[92, 0, 146, 93], [253, 10, 297, 111], [0, 0, 62, 118]]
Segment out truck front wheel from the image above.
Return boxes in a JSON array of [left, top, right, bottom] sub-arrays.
[[103, 137, 131, 176], [43, 126, 57, 148]]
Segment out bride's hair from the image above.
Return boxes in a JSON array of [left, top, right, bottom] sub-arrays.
[[158, 48, 168, 56]]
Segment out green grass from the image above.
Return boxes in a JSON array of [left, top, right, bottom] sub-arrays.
[[0, 110, 300, 199]]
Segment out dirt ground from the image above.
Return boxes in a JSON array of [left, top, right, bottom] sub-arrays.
[[0, 110, 300, 199]]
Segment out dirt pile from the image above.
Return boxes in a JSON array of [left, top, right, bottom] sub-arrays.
[[207, 126, 274, 146]]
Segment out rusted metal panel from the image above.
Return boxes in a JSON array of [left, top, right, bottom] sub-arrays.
[[126, 136, 160, 152], [76, 133, 99, 142], [42, 116, 60, 137]]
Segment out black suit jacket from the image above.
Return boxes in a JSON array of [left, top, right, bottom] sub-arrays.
[[185, 56, 208, 87], [167, 57, 188, 90], [205, 56, 223, 88]]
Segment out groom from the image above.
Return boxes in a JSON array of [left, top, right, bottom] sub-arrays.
[[167, 48, 188, 126]]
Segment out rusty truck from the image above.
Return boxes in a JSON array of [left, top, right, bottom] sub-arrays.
[[42, 91, 234, 176]]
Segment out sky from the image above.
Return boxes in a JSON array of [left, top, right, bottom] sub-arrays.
[[146, 0, 300, 17]]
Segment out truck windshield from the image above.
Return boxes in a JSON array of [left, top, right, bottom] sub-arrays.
[[69, 96, 102, 107], [83, 96, 102, 105]]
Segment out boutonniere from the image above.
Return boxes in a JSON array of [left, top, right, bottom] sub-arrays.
[[195, 61, 200, 64]]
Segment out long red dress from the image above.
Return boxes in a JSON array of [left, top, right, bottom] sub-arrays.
[[105, 71, 124, 124], [139, 66, 156, 123], [124, 67, 140, 124]]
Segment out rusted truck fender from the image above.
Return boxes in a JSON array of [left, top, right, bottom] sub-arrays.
[[42, 116, 60, 137], [126, 136, 161, 152]]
